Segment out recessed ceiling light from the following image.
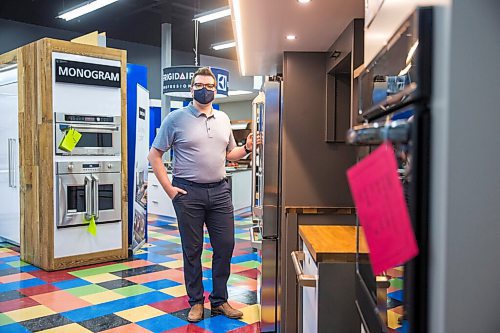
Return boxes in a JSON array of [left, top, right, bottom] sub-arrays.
[[297, 0, 311, 3], [57, 0, 119, 21], [286, 35, 297, 40], [194, 7, 231, 23]]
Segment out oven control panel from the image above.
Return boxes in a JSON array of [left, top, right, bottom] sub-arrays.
[[55, 113, 119, 124], [64, 115, 115, 123], [57, 161, 121, 175]]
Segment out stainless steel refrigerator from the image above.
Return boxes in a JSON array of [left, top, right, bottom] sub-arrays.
[[250, 79, 282, 333]]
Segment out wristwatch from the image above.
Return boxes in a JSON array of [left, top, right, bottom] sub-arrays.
[[244, 144, 252, 154]]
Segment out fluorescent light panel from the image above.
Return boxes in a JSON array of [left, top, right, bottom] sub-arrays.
[[212, 41, 236, 50], [232, 0, 246, 75], [57, 0, 119, 21], [194, 7, 231, 23], [228, 90, 253, 96], [286, 35, 297, 40]]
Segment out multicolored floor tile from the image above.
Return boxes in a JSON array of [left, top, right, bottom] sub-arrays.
[[387, 266, 407, 333], [0, 210, 261, 332]]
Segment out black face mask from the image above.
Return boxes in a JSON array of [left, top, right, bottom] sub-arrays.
[[193, 87, 215, 105]]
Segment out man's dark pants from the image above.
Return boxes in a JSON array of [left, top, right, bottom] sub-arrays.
[[171, 177, 235, 307]]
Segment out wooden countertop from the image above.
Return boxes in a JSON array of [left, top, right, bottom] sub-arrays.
[[299, 225, 369, 263]]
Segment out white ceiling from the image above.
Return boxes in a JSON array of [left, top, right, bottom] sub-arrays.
[[229, 0, 364, 76]]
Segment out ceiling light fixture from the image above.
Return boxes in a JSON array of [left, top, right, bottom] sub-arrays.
[[297, 0, 312, 3], [232, 0, 246, 75], [286, 35, 297, 40], [194, 6, 231, 23], [228, 90, 253, 96], [212, 41, 236, 51], [57, 0, 119, 21]]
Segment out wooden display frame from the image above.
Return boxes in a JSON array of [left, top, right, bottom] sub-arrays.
[[0, 38, 128, 271]]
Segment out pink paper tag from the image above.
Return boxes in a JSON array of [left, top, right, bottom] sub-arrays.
[[347, 142, 419, 275]]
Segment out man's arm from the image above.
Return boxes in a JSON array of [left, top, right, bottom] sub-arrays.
[[148, 147, 186, 199], [226, 145, 249, 161], [226, 132, 261, 161]]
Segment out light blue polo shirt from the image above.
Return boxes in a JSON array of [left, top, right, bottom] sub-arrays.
[[152, 103, 237, 183]]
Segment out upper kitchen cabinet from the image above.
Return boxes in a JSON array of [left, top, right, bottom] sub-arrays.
[[325, 19, 364, 143]]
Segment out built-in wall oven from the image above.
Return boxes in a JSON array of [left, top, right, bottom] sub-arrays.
[[54, 113, 121, 156], [56, 161, 121, 227], [348, 8, 432, 333]]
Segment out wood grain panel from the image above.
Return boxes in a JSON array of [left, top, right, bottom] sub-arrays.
[[299, 225, 369, 263], [120, 50, 128, 257], [0, 50, 17, 66]]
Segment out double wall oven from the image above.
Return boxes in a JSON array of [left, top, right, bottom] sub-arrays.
[[55, 112, 122, 228], [348, 8, 432, 333]]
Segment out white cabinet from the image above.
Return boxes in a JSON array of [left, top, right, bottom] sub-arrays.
[[147, 170, 251, 218], [0, 79, 20, 245], [148, 171, 176, 218], [229, 170, 251, 212], [302, 244, 319, 333]]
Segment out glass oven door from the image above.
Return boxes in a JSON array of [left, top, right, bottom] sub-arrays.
[[57, 174, 93, 227], [55, 124, 121, 156], [92, 172, 121, 224]]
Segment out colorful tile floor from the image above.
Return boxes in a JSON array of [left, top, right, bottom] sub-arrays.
[[0, 210, 261, 332], [386, 266, 407, 333]]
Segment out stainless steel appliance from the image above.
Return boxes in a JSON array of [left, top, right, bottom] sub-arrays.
[[250, 80, 282, 332], [348, 8, 432, 333], [54, 113, 121, 156], [56, 161, 121, 227]]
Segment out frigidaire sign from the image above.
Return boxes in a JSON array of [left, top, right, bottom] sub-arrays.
[[162, 66, 229, 97], [55, 59, 121, 88]]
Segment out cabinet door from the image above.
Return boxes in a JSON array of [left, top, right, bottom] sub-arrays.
[[0, 81, 20, 244], [302, 243, 319, 333], [148, 172, 176, 218]]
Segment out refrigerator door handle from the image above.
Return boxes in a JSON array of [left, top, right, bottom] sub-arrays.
[[291, 251, 317, 288], [251, 105, 257, 210], [8, 139, 16, 188], [250, 225, 262, 250]]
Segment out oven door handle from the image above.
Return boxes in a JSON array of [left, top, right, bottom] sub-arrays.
[[92, 175, 99, 220], [60, 124, 119, 132], [291, 251, 317, 288], [84, 175, 93, 220]]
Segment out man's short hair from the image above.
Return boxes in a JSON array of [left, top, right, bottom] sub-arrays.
[[191, 67, 216, 87]]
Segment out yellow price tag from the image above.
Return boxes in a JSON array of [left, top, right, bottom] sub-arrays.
[[85, 216, 97, 236], [58, 128, 82, 152]]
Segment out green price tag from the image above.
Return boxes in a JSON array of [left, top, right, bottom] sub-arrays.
[[85, 216, 97, 236], [58, 128, 82, 152]]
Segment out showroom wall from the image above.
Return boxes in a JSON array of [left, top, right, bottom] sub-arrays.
[[219, 101, 252, 121]]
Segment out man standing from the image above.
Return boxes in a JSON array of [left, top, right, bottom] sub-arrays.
[[148, 67, 258, 323]]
